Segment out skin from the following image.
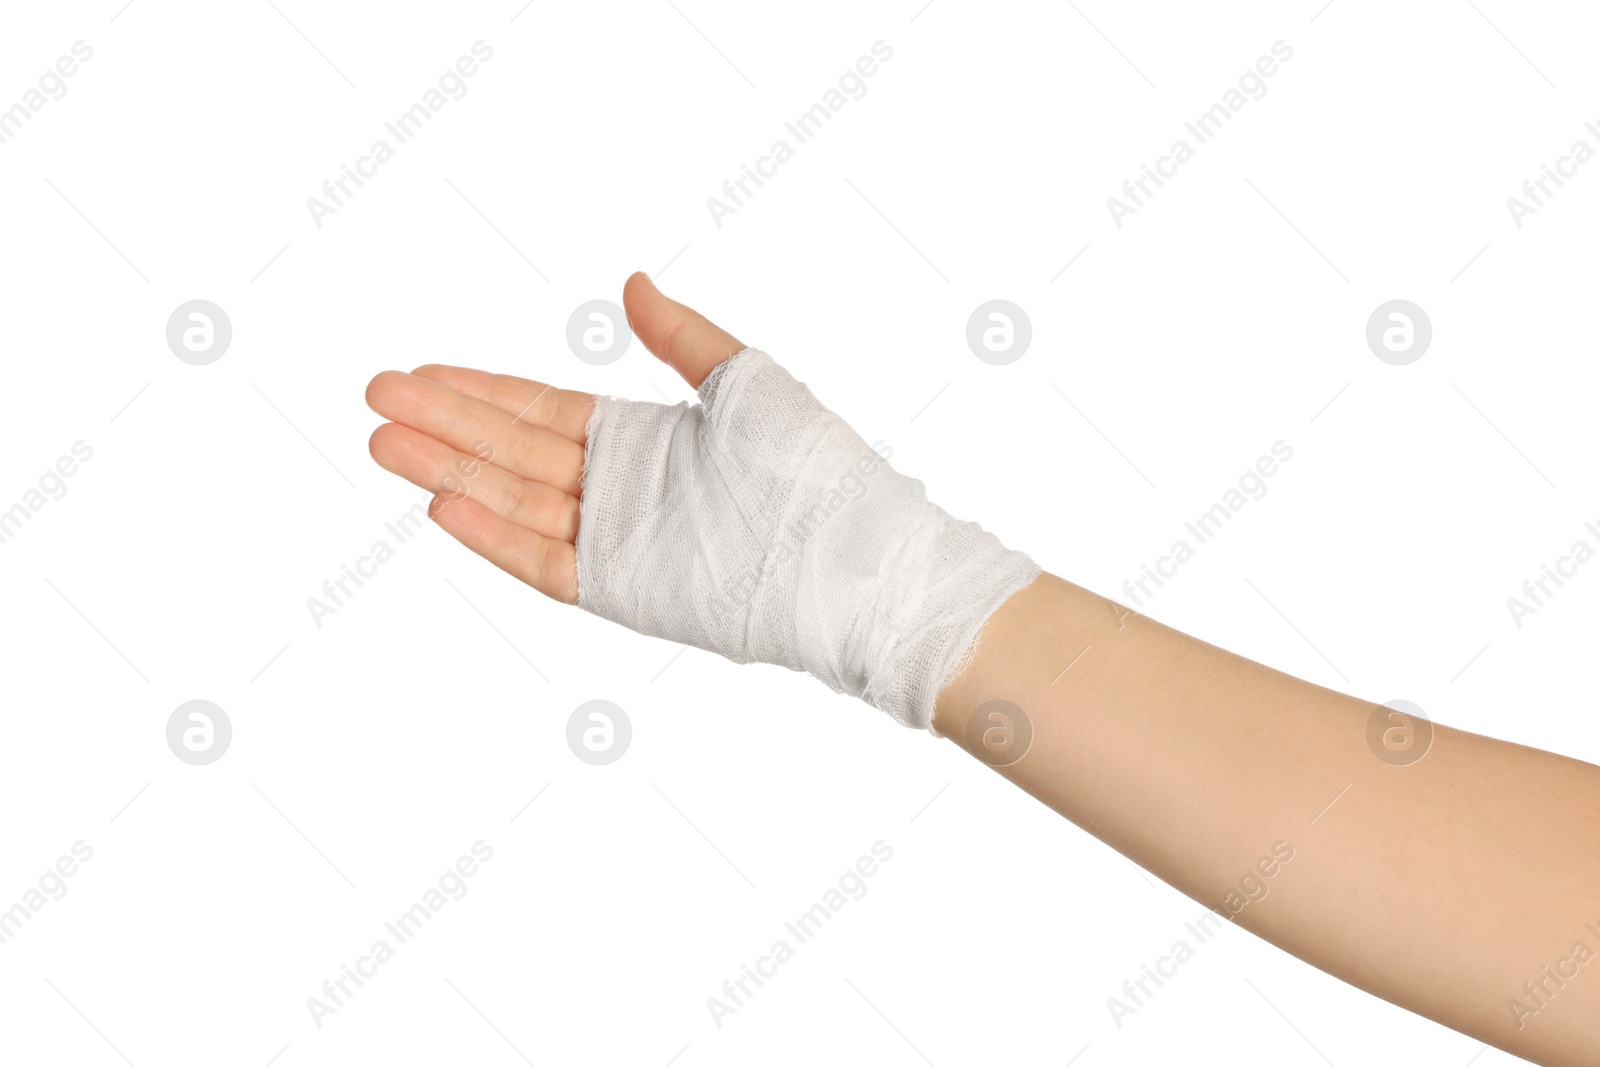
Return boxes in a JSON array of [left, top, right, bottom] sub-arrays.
[[368, 273, 1600, 1066]]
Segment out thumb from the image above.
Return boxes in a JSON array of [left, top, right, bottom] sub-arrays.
[[622, 271, 746, 390]]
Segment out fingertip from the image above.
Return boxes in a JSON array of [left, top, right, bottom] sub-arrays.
[[620, 273, 744, 390], [367, 421, 391, 459], [365, 369, 408, 413], [621, 271, 653, 333]]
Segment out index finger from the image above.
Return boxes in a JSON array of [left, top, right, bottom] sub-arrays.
[[411, 364, 593, 445]]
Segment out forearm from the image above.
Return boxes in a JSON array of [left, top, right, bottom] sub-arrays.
[[934, 572, 1600, 1065]]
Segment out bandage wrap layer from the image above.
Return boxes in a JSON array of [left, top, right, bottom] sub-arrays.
[[575, 349, 1040, 730]]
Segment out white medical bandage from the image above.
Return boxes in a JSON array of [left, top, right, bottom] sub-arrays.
[[575, 349, 1040, 730]]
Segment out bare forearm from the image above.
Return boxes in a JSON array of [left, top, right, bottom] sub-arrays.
[[934, 573, 1600, 1065]]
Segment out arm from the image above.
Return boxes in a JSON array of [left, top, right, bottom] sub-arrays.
[[366, 274, 1600, 1066], [935, 571, 1600, 1065]]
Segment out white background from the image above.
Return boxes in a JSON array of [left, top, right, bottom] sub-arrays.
[[1, 1, 1596, 1064]]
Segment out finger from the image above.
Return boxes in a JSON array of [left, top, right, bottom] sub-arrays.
[[427, 490, 578, 605], [409, 364, 592, 445], [369, 422, 579, 543], [366, 371, 584, 495], [622, 271, 746, 390]]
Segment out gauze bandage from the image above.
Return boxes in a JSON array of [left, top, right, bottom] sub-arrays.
[[575, 349, 1040, 730]]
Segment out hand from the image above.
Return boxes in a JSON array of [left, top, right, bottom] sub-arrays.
[[369, 276, 1035, 727], [364, 272, 745, 604]]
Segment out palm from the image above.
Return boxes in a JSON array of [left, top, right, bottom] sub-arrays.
[[365, 272, 744, 604]]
